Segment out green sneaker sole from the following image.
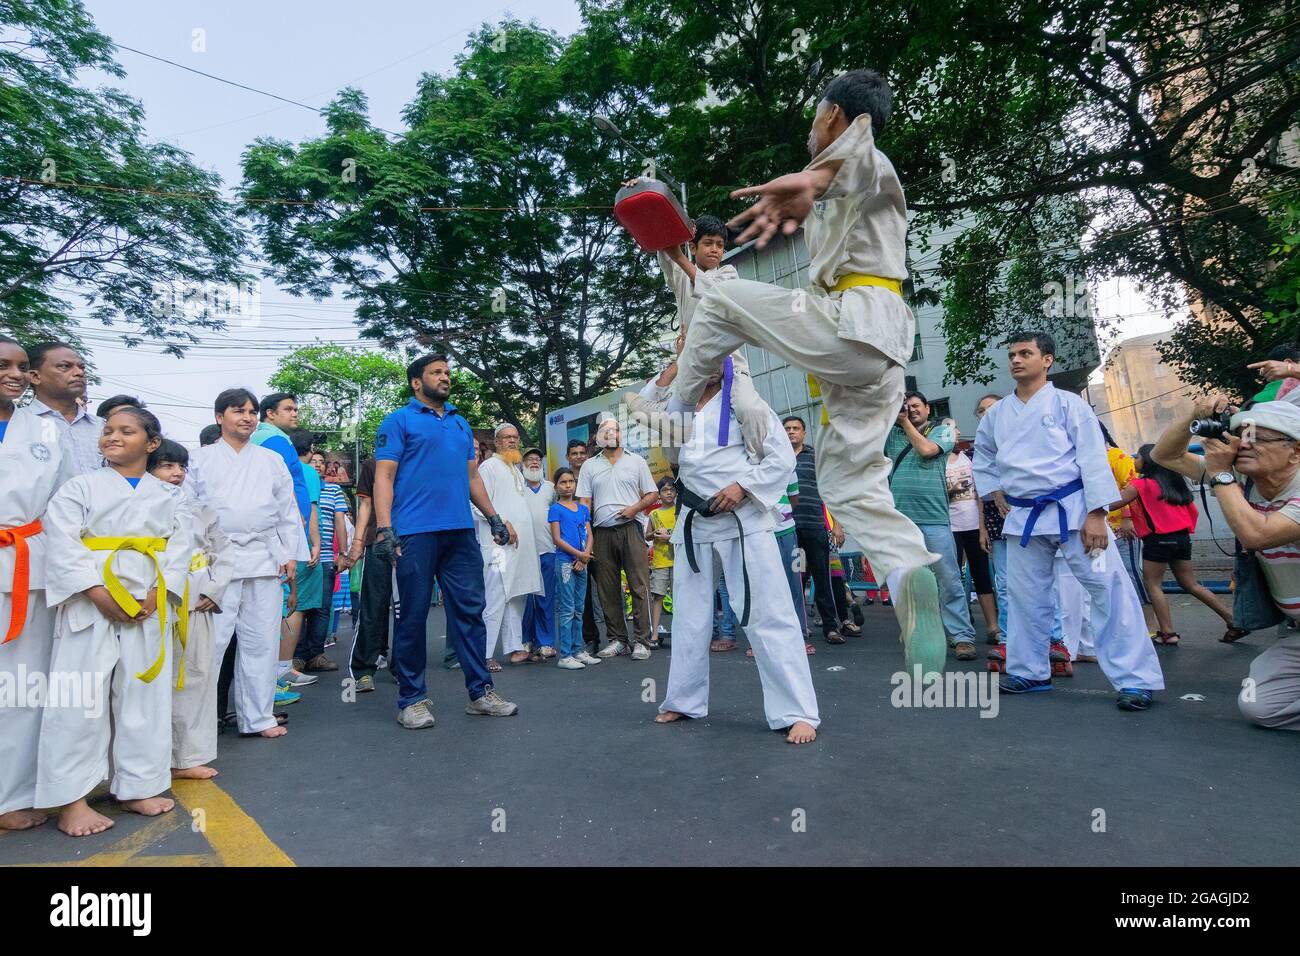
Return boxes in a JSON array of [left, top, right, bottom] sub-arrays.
[[898, 566, 947, 676]]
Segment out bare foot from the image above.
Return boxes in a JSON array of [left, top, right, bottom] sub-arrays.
[[172, 765, 219, 779], [260, 725, 288, 738], [120, 795, 175, 816], [58, 799, 115, 837], [655, 710, 689, 724], [0, 808, 48, 830], [509, 650, 531, 664], [786, 721, 817, 745]]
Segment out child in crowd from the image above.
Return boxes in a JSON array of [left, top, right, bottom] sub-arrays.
[[38, 407, 192, 836], [149, 439, 232, 780], [646, 477, 677, 647], [549, 468, 598, 669]]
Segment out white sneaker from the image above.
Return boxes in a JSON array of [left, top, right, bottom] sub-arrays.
[[575, 651, 602, 665], [597, 640, 628, 658], [376, 654, 388, 670], [657, 624, 670, 635], [557, 656, 585, 670], [631, 643, 651, 661]]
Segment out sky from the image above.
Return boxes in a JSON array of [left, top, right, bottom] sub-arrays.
[[64, 1, 1175, 441]]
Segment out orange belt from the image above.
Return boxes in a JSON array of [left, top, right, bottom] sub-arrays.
[[0, 519, 43, 643]]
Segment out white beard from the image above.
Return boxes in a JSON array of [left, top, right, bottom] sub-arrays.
[[522, 466, 544, 483]]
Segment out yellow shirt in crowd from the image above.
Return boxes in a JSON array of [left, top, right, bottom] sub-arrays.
[[649, 505, 676, 569]]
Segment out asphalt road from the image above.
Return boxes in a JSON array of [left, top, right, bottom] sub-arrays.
[[4, 594, 1298, 866]]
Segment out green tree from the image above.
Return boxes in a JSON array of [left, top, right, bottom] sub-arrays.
[[240, 21, 670, 447], [596, 0, 1300, 390], [0, 0, 249, 351]]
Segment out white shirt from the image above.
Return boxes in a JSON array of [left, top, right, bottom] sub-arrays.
[[523, 479, 556, 555], [972, 383, 1120, 541], [576, 448, 658, 529], [473, 456, 542, 598], [663, 385, 794, 543], [26, 397, 102, 475], [186, 438, 302, 579], [0, 406, 77, 592], [803, 114, 916, 368]]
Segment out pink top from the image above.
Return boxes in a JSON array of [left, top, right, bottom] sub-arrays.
[[1129, 477, 1198, 537]]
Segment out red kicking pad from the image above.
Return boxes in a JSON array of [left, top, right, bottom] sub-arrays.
[[614, 179, 694, 251]]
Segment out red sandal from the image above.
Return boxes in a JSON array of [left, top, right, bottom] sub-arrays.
[[1154, 631, 1181, 646]]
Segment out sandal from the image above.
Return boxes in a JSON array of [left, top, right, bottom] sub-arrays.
[[839, 621, 861, 637], [486, 658, 503, 673], [710, 639, 737, 652], [825, 631, 847, 645], [986, 630, 1002, 645], [1154, 631, 1181, 646], [509, 651, 533, 665], [538, 646, 557, 659], [1221, 627, 1249, 644]]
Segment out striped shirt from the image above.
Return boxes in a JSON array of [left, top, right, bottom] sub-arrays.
[[1248, 475, 1300, 618], [319, 481, 350, 558], [792, 445, 825, 532], [772, 474, 800, 537], [885, 420, 957, 526]]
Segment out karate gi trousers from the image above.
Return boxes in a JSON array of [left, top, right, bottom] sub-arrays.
[[37, 614, 173, 806], [1006, 531, 1163, 689], [212, 576, 282, 735], [660, 531, 820, 730], [1054, 554, 1096, 659], [0, 593, 54, 814], [171, 609, 218, 769], [676, 279, 935, 582]]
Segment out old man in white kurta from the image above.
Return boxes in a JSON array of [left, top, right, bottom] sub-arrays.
[[973, 383, 1163, 697], [0, 408, 76, 828], [642, 369, 820, 740], [474, 433, 543, 661]]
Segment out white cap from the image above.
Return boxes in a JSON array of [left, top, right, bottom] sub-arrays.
[[1230, 401, 1300, 441]]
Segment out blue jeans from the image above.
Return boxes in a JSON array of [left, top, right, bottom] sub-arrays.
[[776, 531, 808, 634], [554, 559, 589, 657], [919, 523, 976, 645], [391, 529, 492, 707], [523, 552, 557, 648], [990, 537, 1008, 635], [715, 575, 735, 638]]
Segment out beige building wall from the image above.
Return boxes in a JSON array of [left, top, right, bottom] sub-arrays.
[[1100, 331, 1195, 453]]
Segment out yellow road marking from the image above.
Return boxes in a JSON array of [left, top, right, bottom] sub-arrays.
[[171, 778, 295, 867]]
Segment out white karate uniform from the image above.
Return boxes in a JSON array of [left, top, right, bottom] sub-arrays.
[[475, 456, 543, 657], [187, 439, 300, 735], [170, 494, 232, 769], [672, 115, 932, 581], [37, 470, 191, 806], [973, 385, 1163, 689], [653, 383, 820, 729], [0, 409, 76, 815], [1055, 553, 1096, 659], [655, 252, 768, 458]]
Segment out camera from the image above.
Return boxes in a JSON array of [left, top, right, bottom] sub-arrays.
[[1189, 409, 1233, 440]]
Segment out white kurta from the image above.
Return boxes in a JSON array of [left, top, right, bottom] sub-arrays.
[[972, 385, 1162, 690], [0, 408, 77, 815], [38, 469, 191, 806], [171, 494, 232, 769], [186, 438, 300, 735], [523, 480, 556, 556], [476, 457, 543, 656], [659, 391, 819, 729]]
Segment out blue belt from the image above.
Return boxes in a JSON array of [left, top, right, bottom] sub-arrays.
[[1005, 477, 1085, 547]]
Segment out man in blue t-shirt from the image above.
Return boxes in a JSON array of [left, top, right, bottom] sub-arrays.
[[373, 354, 518, 728]]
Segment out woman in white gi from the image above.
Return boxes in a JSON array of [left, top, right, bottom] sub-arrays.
[[38, 406, 192, 836], [474, 424, 542, 668], [0, 337, 76, 831], [972, 331, 1163, 710], [644, 357, 820, 744], [150, 439, 231, 779]]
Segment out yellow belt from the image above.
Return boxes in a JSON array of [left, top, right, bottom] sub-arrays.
[[82, 536, 169, 684], [830, 272, 903, 295], [174, 552, 210, 691]]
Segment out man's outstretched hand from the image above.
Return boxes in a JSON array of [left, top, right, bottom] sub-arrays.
[[728, 171, 822, 248]]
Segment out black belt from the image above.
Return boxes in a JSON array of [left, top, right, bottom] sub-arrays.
[[673, 478, 751, 626]]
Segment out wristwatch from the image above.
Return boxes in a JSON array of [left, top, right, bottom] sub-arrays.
[[1209, 472, 1237, 488]]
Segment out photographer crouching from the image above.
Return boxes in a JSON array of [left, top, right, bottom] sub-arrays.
[[1152, 396, 1300, 731]]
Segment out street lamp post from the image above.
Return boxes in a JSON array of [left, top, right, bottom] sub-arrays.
[[305, 362, 362, 483]]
